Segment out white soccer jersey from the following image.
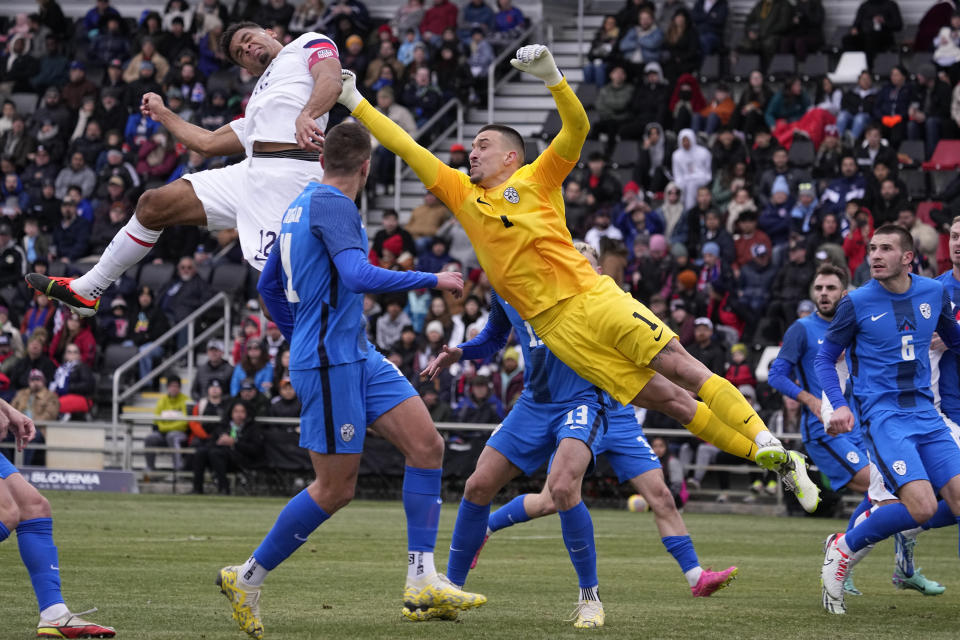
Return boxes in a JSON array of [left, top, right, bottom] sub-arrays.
[[230, 32, 338, 156]]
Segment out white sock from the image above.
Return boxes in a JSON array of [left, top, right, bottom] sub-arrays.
[[239, 556, 269, 588], [836, 534, 853, 556], [72, 214, 163, 299], [900, 526, 922, 539], [40, 603, 69, 621], [684, 566, 704, 587], [485, 526, 493, 537], [579, 585, 600, 602], [407, 551, 435, 581], [754, 431, 781, 448]]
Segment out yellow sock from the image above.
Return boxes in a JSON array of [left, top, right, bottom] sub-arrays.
[[684, 402, 757, 461], [697, 374, 768, 442]]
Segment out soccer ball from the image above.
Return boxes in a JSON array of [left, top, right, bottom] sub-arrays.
[[627, 494, 649, 512]]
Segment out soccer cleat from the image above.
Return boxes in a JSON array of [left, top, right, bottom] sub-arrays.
[[36, 609, 115, 638], [750, 479, 763, 493], [893, 532, 915, 577], [691, 566, 738, 597], [470, 533, 490, 569], [764, 479, 779, 495], [775, 451, 820, 512], [25, 274, 100, 317], [843, 570, 863, 596], [892, 568, 945, 595], [567, 600, 604, 628], [402, 573, 486, 620], [217, 565, 264, 640], [821, 533, 850, 614], [401, 606, 459, 622], [754, 441, 789, 472]]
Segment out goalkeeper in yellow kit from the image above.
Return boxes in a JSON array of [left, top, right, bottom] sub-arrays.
[[336, 45, 818, 511]]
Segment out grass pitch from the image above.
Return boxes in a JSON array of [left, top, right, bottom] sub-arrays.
[[2, 493, 959, 639]]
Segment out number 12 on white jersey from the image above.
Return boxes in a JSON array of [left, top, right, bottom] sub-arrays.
[[279, 233, 299, 303]]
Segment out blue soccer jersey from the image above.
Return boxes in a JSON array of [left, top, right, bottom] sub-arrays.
[[772, 313, 833, 441], [277, 182, 369, 369], [821, 274, 955, 417], [934, 270, 960, 422]]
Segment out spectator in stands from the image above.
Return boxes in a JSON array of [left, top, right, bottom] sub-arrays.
[[737, 242, 775, 328], [731, 70, 773, 138], [50, 198, 91, 262], [805, 210, 844, 259], [423, 295, 454, 342], [20, 292, 55, 342], [371, 209, 416, 263], [193, 398, 263, 494], [136, 130, 179, 187], [591, 66, 634, 142], [230, 338, 274, 396], [843, 201, 873, 273], [582, 15, 620, 87], [584, 208, 624, 254], [270, 345, 291, 393], [450, 294, 486, 346], [255, 0, 295, 31], [340, 35, 369, 81], [454, 373, 502, 432], [765, 237, 814, 338], [418, 236, 454, 274], [268, 375, 301, 419], [874, 65, 914, 148], [872, 177, 907, 226], [263, 321, 285, 365], [235, 376, 270, 417], [50, 342, 95, 420], [740, 0, 792, 62], [83, 0, 121, 32], [159, 256, 210, 327], [687, 317, 725, 373], [187, 378, 226, 487], [842, 0, 903, 60], [672, 130, 712, 211], [458, 0, 495, 43], [376, 296, 411, 352], [489, 0, 525, 46], [577, 152, 622, 206], [365, 41, 405, 90], [656, 182, 686, 238], [672, 186, 714, 258], [618, 8, 663, 77], [695, 83, 734, 135], [0, 35, 39, 95], [909, 65, 953, 159], [62, 62, 98, 113], [698, 240, 733, 293], [448, 143, 470, 173], [159, 17, 197, 62], [392, 0, 426, 37], [407, 192, 451, 247], [91, 16, 131, 67], [129, 285, 170, 380], [9, 331, 55, 390], [855, 123, 896, 169], [836, 71, 878, 145], [661, 9, 701, 80], [668, 74, 706, 132], [466, 29, 494, 97], [813, 77, 842, 121], [88, 202, 128, 257], [933, 23, 960, 70], [764, 77, 811, 130], [666, 299, 694, 346], [702, 209, 735, 265], [632, 124, 672, 195], [54, 153, 96, 201], [822, 154, 867, 215], [897, 206, 940, 264], [50, 312, 96, 368], [101, 296, 133, 346], [724, 343, 756, 387], [691, 0, 727, 55], [732, 207, 770, 264], [191, 339, 233, 400], [401, 66, 444, 128], [778, 0, 823, 60], [435, 43, 473, 103], [10, 367, 58, 448], [124, 38, 170, 85], [1, 117, 35, 170], [789, 182, 819, 233], [618, 62, 670, 140], [710, 162, 746, 213], [420, 0, 458, 48], [145, 376, 190, 471], [391, 324, 420, 381], [756, 148, 798, 209], [758, 176, 794, 246]]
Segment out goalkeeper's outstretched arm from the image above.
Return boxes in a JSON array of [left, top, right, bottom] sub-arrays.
[[337, 70, 443, 189], [511, 45, 590, 163]]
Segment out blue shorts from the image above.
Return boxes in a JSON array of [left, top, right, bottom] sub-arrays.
[[487, 394, 607, 476], [596, 406, 661, 483], [0, 454, 17, 479], [291, 349, 417, 455], [862, 409, 960, 493], [805, 431, 869, 491]]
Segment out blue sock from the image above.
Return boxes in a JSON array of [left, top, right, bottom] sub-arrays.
[[846, 502, 920, 552], [253, 490, 330, 570], [488, 495, 531, 532], [920, 500, 955, 530], [559, 502, 598, 589], [16, 518, 64, 612], [661, 535, 700, 573], [446, 498, 490, 587], [846, 495, 872, 532], [402, 466, 442, 552], [0, 520, 9, 542]]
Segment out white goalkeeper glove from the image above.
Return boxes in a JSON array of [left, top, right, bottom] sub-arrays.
[[510, 44, 562, 87], [337, 69, 364, 111]]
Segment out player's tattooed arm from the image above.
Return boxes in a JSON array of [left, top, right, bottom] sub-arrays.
[[140, 92, 243, 157]]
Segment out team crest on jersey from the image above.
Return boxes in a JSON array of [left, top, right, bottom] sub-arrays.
[[503, 186, 520, 204], [846, 451, 860, 465], [892, 460, 907, 475], [340, 423, 355, 442], [919, 303, 932, 320]]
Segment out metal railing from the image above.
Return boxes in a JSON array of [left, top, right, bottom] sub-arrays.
[[487, 22, 549, 124], [392, 98, 465, 212], [111, 292, 232, 427]]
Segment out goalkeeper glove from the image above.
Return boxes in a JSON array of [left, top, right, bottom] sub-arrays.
[[337, 69, 364, 111], [509, 44, 563, 87]]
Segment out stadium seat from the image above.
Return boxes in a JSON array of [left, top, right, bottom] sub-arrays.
[[899, 24, 919, 53], [540, 110, 561, 140], [922, 141, 960, 171], [798, 53, 829, 81], [210, 262, 248, 299], [729, 54, 760, 83], [900, 170, 927, 201], [138, 262, 175, 293], [47, 261, 68, 278], [96, 343, 139, 402], [196, 261, 213, 283], [787, 138, 815, 167], [575, 83, 598, 110], [206, 70, 235, 94], [10, 92, 38, 116], [897, 139, 925, 168], [916, 200, 942, 227], [825, 26, 849, 55], [610, 140, 639, 168], [766, 54, 796, 80], [872, 52, 901, 80], [828, 51, 868, 84], [699, 54, 721, 83]]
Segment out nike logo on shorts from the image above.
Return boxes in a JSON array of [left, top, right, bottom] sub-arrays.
[[294, 533, 309, 541]]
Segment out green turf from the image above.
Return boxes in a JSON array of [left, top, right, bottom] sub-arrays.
[[2, 492, 959, 639]]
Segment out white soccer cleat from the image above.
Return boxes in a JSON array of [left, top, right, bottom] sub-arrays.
[[775, 450, 820, 512], [567, 600, 604, 628], [821, 533, 850, 615]]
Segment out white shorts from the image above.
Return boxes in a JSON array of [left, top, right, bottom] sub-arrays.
[[183, 155, 324, 269]]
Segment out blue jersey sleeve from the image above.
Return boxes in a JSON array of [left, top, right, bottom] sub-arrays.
[[815, 339, 848, 410], [332, 248, 438, 293], [309, 192, 366, 257], [256, 248, 294, 342], [937, 288, 960, 353], [824, 295, 857, 347], [458, 292, 511, 360], [768, 357, 804, 400]]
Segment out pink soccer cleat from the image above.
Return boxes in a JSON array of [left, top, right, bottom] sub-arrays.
[[691, 566, 738, 597]]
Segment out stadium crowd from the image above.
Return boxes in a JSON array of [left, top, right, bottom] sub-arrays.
[[1, 0, 960, 500]]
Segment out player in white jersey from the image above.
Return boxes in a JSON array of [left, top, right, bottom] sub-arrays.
[[26, 22, 343, 316]]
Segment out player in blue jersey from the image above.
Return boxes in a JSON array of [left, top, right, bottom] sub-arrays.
[[933, 216, 960, 439], [817, 224, 960, 614], [215, 122, 485, 640], [770, 264, 943, 597], [0, 399, 116, 638], [421, 243, 738, 628]]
